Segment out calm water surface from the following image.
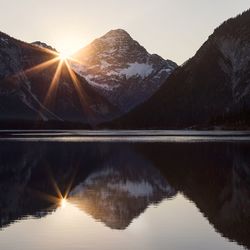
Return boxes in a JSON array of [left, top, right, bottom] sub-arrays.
[[0, 133, 249, 250]]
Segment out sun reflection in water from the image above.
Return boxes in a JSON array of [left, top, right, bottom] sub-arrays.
[[60, 198, 68, 208]]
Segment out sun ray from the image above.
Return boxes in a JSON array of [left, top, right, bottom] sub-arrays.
[[31, 44, 60, 57], [5, 46, 97, 124], [63, 164, 79, 200], [6, 57, 60, 82], [24, 57, 60, 75], [46, 167, 64, 200], [65, 60, 91, 110], [27, 187, 62, 204], [24, 164, 74, 209], [43, 59, 64, 107], [65, 60, 95, 127], [51, 179, 64, 200]]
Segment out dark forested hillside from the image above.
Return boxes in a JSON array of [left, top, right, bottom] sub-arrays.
[[106, 9, 250, 129]]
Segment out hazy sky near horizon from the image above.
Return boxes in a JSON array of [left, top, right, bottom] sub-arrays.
[[0, 0, 249, 64]]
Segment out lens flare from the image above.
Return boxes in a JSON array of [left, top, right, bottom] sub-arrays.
[[43, 59, 64, 107], [60, 198, 68, 208], [59, 52, 69, 61], [58, 48, 74, 61]]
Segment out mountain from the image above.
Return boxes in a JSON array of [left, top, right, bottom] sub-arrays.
[[71, 29, 177, 113], [107, 10, 250, 129], [0, 32, 116, 128], [137, 142, 250, 249], [69, 146, 176, 230]]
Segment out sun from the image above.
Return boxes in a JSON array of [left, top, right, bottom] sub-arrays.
[[60, 198, 68, 208], [59, 51, 71, 61]]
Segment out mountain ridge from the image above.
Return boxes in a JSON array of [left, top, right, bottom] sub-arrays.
[[1, 9, 250, 130], [0, 30, 116, 128], [106, 9, 250, 129]]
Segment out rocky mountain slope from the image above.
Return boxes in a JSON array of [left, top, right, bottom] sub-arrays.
[[71, 29, 177, 112], [108, 10, 250, 129], [0, 32, 116, 128]]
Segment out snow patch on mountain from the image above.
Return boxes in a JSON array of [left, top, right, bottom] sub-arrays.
[[71, 62, 119, 91], [100, 60, 112, 70], [119, 63, 154, 79], [108, 181, 154, 197]]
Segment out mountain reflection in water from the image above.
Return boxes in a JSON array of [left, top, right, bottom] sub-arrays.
[[0, 141, 249, 249]]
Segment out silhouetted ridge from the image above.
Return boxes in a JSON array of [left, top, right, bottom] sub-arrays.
[[0, 31, 117, 128], [107, 9, 250, 129]]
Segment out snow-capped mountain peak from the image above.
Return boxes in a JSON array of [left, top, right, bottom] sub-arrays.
[[71, 29, 177, 112], [73, 29, 151, 71]]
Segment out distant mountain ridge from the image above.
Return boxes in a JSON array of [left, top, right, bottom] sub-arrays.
[[71, 29, 177, 112], [107, 9, 250, 129], [31, 41, 57, 52]]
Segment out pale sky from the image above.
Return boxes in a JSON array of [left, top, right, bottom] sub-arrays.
[[0, 0, 249, 64]]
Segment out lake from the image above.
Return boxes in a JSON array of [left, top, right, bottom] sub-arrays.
[[0, 131, 249, 250]]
